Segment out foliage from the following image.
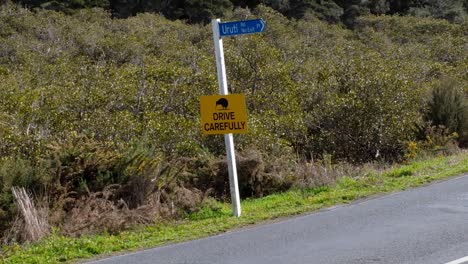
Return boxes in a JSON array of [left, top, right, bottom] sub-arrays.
[[408, 0, 467, 23], [0, 2, 467, 247], [419, 125, 461, 155], [299, 49, 423, 162], [7, 0, 468, 25], [424, 77, 468, 147], [1, 152, 467, 263]]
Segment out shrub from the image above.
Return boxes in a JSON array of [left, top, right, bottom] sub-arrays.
[[424, 77, 468, 147], [299, 50, 424, 162]]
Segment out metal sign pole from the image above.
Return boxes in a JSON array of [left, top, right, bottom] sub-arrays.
[[212, 19, 241, 217]]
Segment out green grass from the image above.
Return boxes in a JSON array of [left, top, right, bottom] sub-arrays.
[[1, 152, 467, 263]]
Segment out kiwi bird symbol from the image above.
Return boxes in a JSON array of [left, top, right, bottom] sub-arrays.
[[216, 98, 229, 110]]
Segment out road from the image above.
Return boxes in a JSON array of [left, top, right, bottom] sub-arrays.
[[87, 173, 468, 264]]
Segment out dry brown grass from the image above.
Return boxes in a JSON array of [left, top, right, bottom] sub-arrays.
[[4, 187, 50, 243], [294, 160, 379, 190], [60, 192, 159, 236]]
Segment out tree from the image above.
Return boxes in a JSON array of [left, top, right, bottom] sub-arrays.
[[408, 0, 467, 23], [367, 0, 390, 14], [184, 0, 233, 23], [283, 0, 343, 22], [15, 0, 110, 13]]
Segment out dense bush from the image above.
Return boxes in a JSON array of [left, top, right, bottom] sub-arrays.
[[300, 52, 423, 162]]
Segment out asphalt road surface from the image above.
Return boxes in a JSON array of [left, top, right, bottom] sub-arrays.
[[87, 173, 468, 264]]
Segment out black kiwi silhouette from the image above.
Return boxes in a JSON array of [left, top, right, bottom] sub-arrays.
[[216, 98, 228, 109]]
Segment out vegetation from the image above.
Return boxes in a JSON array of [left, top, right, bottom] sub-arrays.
[[1, 152, 467, 263], [423, 77, 468, 147], [0, 0, 467, 262], [10, 0, 468, 24]]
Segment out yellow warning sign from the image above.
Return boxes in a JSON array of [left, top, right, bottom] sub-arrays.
[[200, 94, 248, 135]]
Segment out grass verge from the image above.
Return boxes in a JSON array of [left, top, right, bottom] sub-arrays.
[[1, 152, 467, 263]]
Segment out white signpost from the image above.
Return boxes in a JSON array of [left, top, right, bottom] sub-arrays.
[[211, 18, 266, 217]]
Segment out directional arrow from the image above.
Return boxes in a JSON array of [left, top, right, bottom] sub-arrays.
[[219, 19, 266, 38]]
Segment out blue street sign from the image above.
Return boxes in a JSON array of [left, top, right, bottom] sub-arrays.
[[219, 19, 266, 38]]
